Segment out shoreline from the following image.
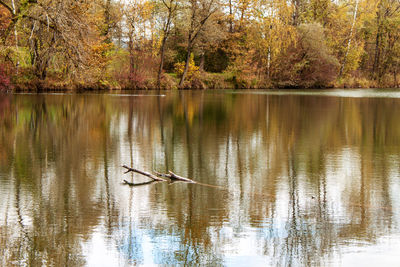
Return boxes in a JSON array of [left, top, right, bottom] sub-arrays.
[[2, 86, 399, 94], [1, 73, 398, 93]]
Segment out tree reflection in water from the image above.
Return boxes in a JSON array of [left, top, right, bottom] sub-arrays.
[[0, 92, 400, 266]]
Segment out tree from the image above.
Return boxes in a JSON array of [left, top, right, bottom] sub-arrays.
[[297, 23, 340, 87], [291, 0, 306, 26], [124, 0, 155, 88], [0, 0, 18, 45], [0, 5, 11, 54], [194, 10, 226, 71], [372, 0, 400, 80], [156, 0, 178, 88], [308, 0, 332, 25], [249, 0, 295, 81], [178, 0, 219, 87], [340, 0, 360, 77], [25, 0, 96, 80], [275, 23, 339, 88]]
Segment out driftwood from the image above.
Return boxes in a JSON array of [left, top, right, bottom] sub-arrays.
[[153, 170, 195, 183], [122, 165, 195, 184], [121, 165, 225, 190], [122, 165, 167, 182]]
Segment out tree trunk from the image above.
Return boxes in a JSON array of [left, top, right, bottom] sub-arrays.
[[31, 38, 49, 81], [199, 51, 205, 72], [179, 43, 192, 87], [292, 0, 301, 26], [157, 36, 167, 88], [267, 46, 271, 78], [103, 0, 112, 40], [229, 0, 233, 33], [373, 5, 382, 79], [128, 35, 135, 87], [340, 0, 359, 77], [157, 0, 176, 88], [11, 0, 19, 74]]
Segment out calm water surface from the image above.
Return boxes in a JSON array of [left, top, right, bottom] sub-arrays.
[[1, 90, 400, 266]]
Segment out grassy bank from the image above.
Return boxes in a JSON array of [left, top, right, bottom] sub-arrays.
[[3, 71, 398, 92]]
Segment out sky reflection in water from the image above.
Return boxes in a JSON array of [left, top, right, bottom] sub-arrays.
[[1, 90, 400, 266]]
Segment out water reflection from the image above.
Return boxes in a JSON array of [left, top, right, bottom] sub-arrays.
[[1, 91, 400, 266]]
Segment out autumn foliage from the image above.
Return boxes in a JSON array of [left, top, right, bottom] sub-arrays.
[[273, 23, 340, 88], [0, 64, 11, 91], [0, 0, 399, 90]]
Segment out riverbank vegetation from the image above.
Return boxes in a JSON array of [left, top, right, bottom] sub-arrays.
[[0, 0, 399, 91]]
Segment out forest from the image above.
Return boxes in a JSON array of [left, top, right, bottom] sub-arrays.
[[0, 0, 399, 90]]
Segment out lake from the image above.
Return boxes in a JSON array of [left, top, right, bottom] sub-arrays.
[[1, 90, 400, 266]]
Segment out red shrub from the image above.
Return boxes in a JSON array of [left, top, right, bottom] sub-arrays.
[[0, 64, 12, 91]]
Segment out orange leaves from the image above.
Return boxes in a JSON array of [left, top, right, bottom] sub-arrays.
[[92, 42, 114, 58], [0, 6, 11, 33]]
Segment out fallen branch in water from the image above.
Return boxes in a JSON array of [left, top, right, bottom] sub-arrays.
[[153, 170, 195, 183], [122, 165, 167, 182], [122, 165, 195, 184], [122, 165, 223, 189]]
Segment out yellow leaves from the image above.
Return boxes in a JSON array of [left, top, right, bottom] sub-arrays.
[[238, 0, 253, 18], [174, 53, 199, 80], [142, 1, 155, 18], [343, 41, 364, 75], [92, 42, 114, 57], [244, 0, 297, 76], [0, 6, 11, 29], [250, 0, 296, 50], [152, 35, 162, 57], [126, 0, 154, 22], [87, 42, 116, 83], [91, 42, 115, 69]]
